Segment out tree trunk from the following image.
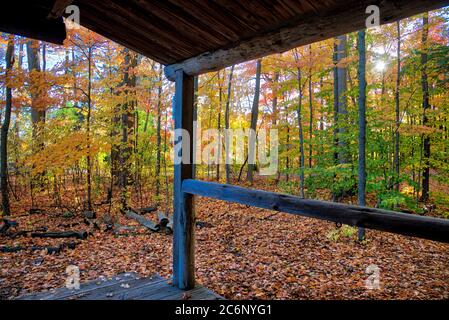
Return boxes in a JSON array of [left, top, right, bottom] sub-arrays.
[[273, 70, 281, 182], [308, 44, 313, 168], [421, 13, 430, 202], [285, 99, 290, 182], [332, 40, 339, 203], [216, 71, 222, 181], [332, 41, 339, 169], [1, 36, 14, 216], [192, 76, 199, 179], [26, 40, 45, 152], [394, 21, 401, 191], [155, 65, 163, 197], [86, 46, 93, 211], [357, 30, 367, 241], [272, 71, 279, 127], [224, 65, 235, 184], [293, 49, 305, 198], [247, 59, 262, 184], [42, 43, 46, 72], [120, 48, 137, 210], [336, 35, 348, 165], [18, 42, 24, 68]]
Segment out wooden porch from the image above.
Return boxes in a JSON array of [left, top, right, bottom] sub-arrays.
[[17, 273, 222, 300], [2, 0, 449, 299]]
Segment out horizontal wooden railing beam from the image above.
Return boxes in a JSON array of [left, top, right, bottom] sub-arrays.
[[164, 0, 449, 81], [182, 180, 449, 243]]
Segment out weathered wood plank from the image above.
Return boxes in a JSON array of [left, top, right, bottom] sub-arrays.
[[125, 210, 159, 231], [158, 286, 223, 300], [17, 274, 221, 300], [17, 272, 140, 300], [75, 276, 166, 300], [80, 1, 191, 60], [182, 180, 449, 243], [122, 280, 177, 300], [164, 0, 449, 80], [48, 0, 73, 18], [173, 70, 196, 290], [190, 288, 223, 300]]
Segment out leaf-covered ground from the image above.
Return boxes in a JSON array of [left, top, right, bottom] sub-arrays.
[[1, 194, 449, 300]]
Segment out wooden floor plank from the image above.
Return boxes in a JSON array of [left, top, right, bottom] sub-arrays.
[[16, 273, 223, 300], [112, 278, 174, 300], [74, 275, 166, 300], [17, 272, 141, 300]]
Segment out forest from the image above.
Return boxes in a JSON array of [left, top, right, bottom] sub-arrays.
[[0, 7, 449, 300]]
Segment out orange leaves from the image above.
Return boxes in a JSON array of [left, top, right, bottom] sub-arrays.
[[399, 124, 438, 136], [26, 70, 63, 111]]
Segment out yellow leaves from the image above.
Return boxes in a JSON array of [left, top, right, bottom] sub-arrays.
[[26, 131, 107, 176]]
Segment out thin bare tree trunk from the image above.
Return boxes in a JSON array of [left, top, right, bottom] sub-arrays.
[[293, 49, 305, 198], [26, 40, 45, 151], [357, 30, 367, 241], [336, 35, 348, 165], [394, 21, 401, 191], [247, 59, 262, 184], [86, 46, 93, 211], [308, 44, 313, 168], [216, 71, 222, 181], [224, 65, 235, 184], [155, 65, 163, 197]]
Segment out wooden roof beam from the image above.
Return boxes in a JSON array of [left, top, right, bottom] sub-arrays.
[[0, 11, 67, 45], [165, 0, 449, 80], [48, 0, 74, 19]]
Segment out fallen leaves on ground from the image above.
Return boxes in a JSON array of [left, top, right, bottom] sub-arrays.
[[1, 190, 448, 300]]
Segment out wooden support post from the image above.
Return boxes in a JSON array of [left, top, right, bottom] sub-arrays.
[[172, 69, 195, 290]]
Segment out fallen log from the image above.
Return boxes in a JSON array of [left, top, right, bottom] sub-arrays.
[[113, 223, 137, 234], [1, 226, 48, 238], [31, 246, 62, 254], [0, 242, 79, 254], [0, 246, 23, 253], [129, 206, 157, 215], [157, 212, 169, 228], [31, 231, 88, 240], [196, 221, 213, 229], [156, 212, 173, 234], [139, 206, 158, 214], [0, 219, 18, 233], [125, 210, 159, 232], [1, 230, 28, 238], [29, 208, 45, 215]]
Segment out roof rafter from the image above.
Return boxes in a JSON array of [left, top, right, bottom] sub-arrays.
[[165, 0, 449, 80]]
